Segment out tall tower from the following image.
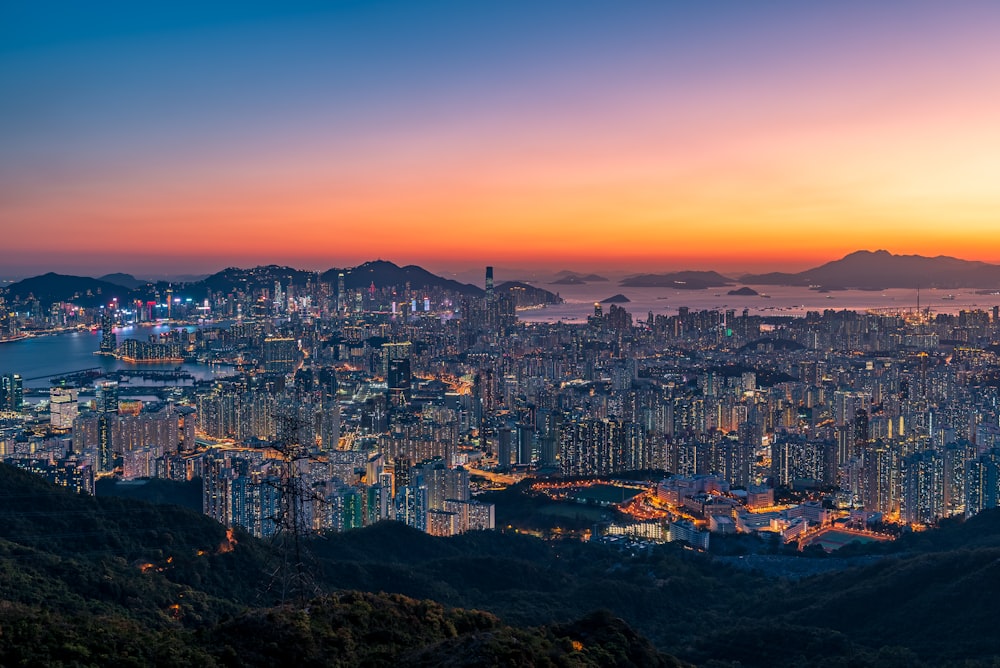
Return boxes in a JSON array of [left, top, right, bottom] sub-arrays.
[[497, 426, 512, 472], [97, 381, 119, 414], [1, 374, 23, 412], [97, 381, 119, 473], [99, 309, 116, 355], [274, 280, 284, 315], [485, 266, 494, 302], [337, 272, 345, 314]]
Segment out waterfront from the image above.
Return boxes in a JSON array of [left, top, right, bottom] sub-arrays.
[[4, 285, 999, 388], [0, 323, 234, 389]]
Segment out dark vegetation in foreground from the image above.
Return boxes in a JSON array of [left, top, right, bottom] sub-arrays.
[[1, 464, 999, 667]]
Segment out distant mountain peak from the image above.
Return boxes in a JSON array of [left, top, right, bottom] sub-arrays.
[[742, 250, 1000, 289], [98, 273, 148, 290], [321, 260, 482, 297]]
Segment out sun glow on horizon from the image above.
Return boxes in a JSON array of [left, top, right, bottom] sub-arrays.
[[3, 3, 1000, 276]]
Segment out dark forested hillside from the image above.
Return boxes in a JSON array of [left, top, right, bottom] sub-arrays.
[[2, 464, 1000, 666]]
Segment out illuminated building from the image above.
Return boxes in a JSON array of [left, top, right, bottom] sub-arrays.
[[115, 338, 183, 363], [745, 485, 774, 510], [387, 358, 412, 406], [9, 458, 94, 495], [900, 450, 943, 524], [96, 381, 118, 473], [1, 374, 23, 412], [0, 373, 24, 413], [444, 498, 496, 532], [667, 520, 710, 549], [396, 481, 428, 531], [965, 450, 1000, 517], [49, 387, 79, 429], [559, 418, 641, 477], [99, 309, 116, 354], [263, 337, 298, 374], [427, 509, 460, 536], [417, 460, 469, 510]]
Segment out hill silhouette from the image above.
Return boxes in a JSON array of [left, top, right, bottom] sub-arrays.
[[97, 272, 150, 290], [4, 463, 1000, 665], [496, 280, 563, 306], [0, 465, 679, 665], [552, 271, 609, 284], [3, 272, 132, 308], [742, 249, 1000, 289], [620, 271, 733, 289], [322, 260, 482, 297], [3, 260, 486, 308]]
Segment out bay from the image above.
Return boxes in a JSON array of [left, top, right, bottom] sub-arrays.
[[0, 323, 233, 389], [518, 283, 1000, 324]]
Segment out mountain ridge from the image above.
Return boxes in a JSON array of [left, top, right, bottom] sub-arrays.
[[7, 251, 1000, 307], [2, 260, 565, 308], [4, 464, 1000, 664], [742, 249, 1000, 289]]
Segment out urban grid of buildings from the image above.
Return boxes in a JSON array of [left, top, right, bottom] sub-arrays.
[[5, 266, 1000, 549]]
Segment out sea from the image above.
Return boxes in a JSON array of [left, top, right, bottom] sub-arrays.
[[0, 322, 234, 392], [2, 286, 997, 393], [517, 283, 1000, 324]]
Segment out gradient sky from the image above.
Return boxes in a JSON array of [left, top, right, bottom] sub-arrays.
[[3, 1, 1000, 278]]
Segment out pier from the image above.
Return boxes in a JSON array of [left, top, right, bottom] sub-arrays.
[[23, 367, 104, 382]]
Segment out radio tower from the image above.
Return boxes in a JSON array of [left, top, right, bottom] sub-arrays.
[[261, 412, 325, 606]]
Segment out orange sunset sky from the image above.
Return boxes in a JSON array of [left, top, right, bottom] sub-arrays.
[[2, 2, 999, 277]]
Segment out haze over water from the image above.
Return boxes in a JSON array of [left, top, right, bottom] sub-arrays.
[[517, 283, 1000, 324]]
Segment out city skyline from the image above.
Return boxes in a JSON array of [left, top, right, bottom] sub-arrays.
[[3, 2, 1000, 276]]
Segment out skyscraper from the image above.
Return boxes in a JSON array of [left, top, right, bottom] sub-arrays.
[[99, 309, 116, 355], [263, 337, 298, 374], [337, 272, 346, 314], [97, 381, 119, 414], [1, 374, 23, 412], [387, 358, 412, 406], [96, 381, 119, 473], [50, 387, 78, 428]]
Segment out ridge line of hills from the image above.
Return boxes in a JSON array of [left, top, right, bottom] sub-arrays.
[[622, 250, 1000, 290], [3, 464, 1000, 666], [8, 251, 1000, 309], [0, 260, 562, 309]]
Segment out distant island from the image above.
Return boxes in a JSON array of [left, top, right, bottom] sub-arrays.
[[600, 294, 630, 303], [498, 281, 564, 307], [551, 271, 609, 285], [620, 270, 733, 289], [12, 250, 1000, 309], [742, 250, 1000, 290]]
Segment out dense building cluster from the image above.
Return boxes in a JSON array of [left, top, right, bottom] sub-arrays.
[[5, 266, 1000, 546]]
